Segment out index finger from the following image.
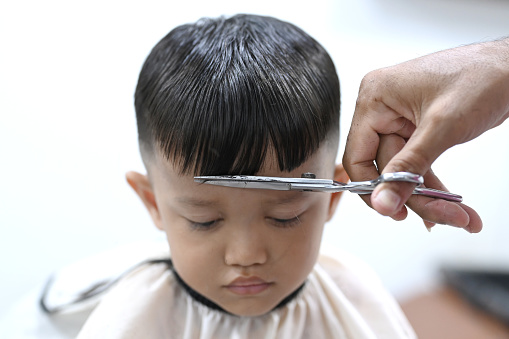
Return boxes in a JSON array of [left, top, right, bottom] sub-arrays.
[[343, 101, 416, 182]]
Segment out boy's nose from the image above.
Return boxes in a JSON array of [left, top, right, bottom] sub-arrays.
[[224, 225, 268, 267]]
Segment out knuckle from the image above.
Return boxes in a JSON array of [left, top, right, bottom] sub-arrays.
[[357, 70, 384, 101], [387, 155, 427, 175]]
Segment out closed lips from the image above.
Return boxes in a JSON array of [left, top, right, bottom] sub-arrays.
[[225, 277, 273, 295]]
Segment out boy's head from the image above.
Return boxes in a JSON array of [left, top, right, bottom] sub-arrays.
[[127, 14, 347, 316]]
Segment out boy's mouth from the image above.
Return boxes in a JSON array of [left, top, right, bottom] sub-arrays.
[[225, 276, 274, 295]]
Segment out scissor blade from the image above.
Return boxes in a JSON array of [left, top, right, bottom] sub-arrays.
[[196, 179, 293, 190], [194, 175, 335, 191]]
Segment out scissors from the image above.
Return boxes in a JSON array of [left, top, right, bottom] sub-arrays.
[[194, 172, 463, 202]]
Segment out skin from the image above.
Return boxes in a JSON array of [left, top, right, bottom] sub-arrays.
[[126, 145, 348, 316], [343, 37, 509, 232]]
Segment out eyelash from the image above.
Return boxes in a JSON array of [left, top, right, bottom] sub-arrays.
[[189, 219, 220, 230], [271, 216, 302, 228], [187, 215, 303, 230]]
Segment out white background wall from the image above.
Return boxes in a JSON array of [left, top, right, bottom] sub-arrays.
[[1, 0, 509, 319]]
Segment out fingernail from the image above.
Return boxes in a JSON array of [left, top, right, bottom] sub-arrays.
[[424, 221, 435, 232], [374, 189, 401, 214]]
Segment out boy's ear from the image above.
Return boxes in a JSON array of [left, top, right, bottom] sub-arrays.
[[327, 164, 349, 221], [125, 171, 163, 230]]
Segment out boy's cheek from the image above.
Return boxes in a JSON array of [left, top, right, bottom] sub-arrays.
[[326, 192, 343, 221]]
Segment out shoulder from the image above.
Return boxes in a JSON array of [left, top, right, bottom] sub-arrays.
[[316, 244, 385, 297], [76, 260, 176, 339], [0, 241, 171, 339], [313, 245, 416, 338]]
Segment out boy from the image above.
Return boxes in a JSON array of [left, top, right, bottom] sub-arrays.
[[35, 14, 415, 338]]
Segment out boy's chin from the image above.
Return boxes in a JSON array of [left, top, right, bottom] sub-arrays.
[[214, 295, 283, 317]]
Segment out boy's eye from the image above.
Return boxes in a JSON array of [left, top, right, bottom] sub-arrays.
[[188, 219, 220, 230], [270, 216, 301, 228]]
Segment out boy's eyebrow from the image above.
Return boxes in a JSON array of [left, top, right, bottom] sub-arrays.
[[176, 197, 219, 207], [176, 192, 307, 207]]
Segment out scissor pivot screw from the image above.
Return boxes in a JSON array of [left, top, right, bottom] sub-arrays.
[[301, 172, 316, 179]]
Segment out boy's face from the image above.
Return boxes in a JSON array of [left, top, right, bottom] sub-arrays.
[[127, 145, 347, 316]]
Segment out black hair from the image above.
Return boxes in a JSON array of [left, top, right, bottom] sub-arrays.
[[135, 14, 340, 175]]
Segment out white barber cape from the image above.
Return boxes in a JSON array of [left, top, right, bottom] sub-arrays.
[[0, 242, 416, 339]]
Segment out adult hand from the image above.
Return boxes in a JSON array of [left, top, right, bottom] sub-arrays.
[[343, 37, 509, 232]]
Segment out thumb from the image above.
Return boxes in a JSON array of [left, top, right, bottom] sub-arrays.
[[370, 131, 448, 216]]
